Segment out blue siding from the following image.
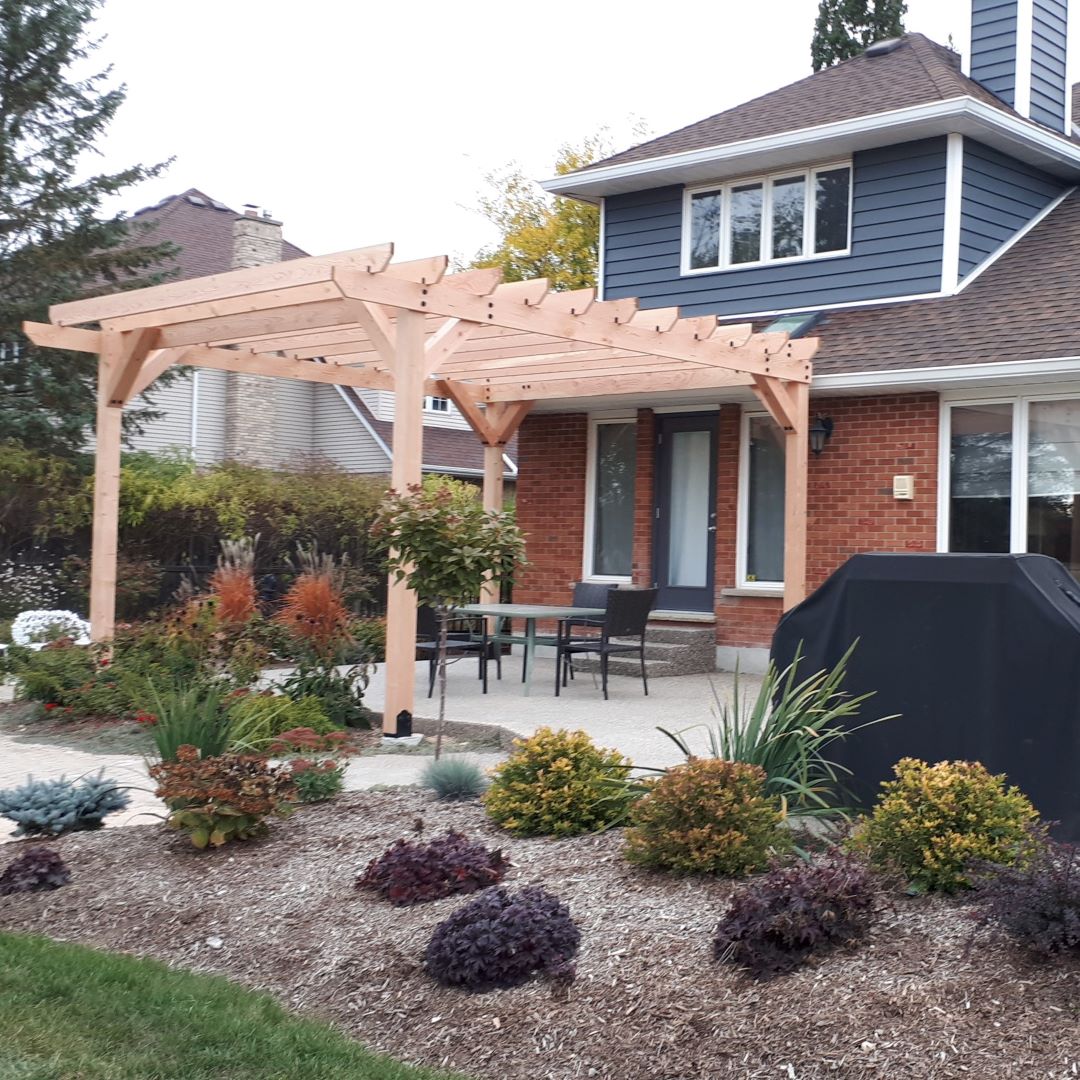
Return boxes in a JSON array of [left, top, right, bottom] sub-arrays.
[[1030, 0, 1068, 130], [602, 138, 946, 317], [958, 140, 1063, 278], [971, 0, 1018, 106]]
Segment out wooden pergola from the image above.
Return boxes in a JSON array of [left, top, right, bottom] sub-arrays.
[[24, 243, 818, 733]]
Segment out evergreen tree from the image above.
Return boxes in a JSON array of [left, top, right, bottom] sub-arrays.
[[811, 0, 907, 72], [0, 0, 175, 456]]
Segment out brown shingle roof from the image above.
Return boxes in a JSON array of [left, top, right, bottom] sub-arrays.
[[776, 189, 1080, 376], [581, 35, 1023, 174], [133, 188, 308, 277]]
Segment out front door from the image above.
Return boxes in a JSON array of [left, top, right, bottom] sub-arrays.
[[654, 414, 718, 612]]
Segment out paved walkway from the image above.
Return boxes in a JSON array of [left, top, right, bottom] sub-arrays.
[[2, 659, 757, 841]]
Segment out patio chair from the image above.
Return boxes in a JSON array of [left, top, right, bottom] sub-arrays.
[[554, 587, 657, 700], [415, 605, 490, 697], [561, 581, 616, 683]]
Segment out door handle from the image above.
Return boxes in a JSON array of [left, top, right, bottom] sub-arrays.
[[707, 525, 716, 532]]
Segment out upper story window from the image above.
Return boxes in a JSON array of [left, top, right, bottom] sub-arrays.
[[424, 395, 451, 413], [684, 163, 852, 275]]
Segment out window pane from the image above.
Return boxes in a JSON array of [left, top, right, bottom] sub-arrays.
[[771, 176, 805, 260], [1028, 400, 1080, 576], [949, 404, 1013, 553], [814, 167, 850, 254], [690, 190, 721, 269], [666, 429, 711, 587], [729, 183, 762, 264], [746, 416, 785, 581], [593, 423, 636, 576]]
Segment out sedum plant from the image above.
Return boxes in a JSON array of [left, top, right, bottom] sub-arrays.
[[483, 727, 633, 837], [357, 830, 508, 906], [659, 643, 892, 817], [425, 885, 579, 992], [420, 757, 489, 801], [624, 758, 789, 876], [0, 771, 130, 837], [150, 745, 295, 848], [714, 854, 878, 979], [0, 846, 71, 895], [849, 757, 1042, 893]]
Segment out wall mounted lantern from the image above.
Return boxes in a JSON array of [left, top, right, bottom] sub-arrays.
[[809, 415, 834, 456]]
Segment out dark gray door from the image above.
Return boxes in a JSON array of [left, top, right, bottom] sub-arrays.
[[654, 414, 718, 612]]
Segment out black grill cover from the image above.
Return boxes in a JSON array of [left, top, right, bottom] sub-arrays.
[[770, 553, 1080, 839]]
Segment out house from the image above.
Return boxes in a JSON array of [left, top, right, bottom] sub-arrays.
[[513, 1, 1080, 669], [126, 189, 517, 481]]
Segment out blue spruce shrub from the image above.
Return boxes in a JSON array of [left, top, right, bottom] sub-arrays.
[[0, 771, 130, 837]]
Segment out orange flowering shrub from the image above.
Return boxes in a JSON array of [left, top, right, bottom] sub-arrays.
[[207, 565, 257, 626], [150, 745, 295, 848], [276, 572, 352, 656]]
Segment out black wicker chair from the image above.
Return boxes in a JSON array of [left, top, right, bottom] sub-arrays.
[[415, 605, 490, 697], [554, 587, 657, 700]]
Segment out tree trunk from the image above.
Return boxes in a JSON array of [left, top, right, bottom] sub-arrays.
[[435, 605, 449, 759]]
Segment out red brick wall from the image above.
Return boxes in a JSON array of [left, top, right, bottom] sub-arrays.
[[514, 393, 940, 649]]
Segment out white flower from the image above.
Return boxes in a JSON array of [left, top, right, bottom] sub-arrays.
[[11, 610, 91, 646]]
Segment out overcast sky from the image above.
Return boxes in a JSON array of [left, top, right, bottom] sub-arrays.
[[91, 0, 1078, 263]]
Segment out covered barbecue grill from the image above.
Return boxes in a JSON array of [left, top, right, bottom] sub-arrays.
[[771, 553, 1080, 838]]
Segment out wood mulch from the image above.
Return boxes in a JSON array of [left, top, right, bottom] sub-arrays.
[[1, 790, 1078, 1079]]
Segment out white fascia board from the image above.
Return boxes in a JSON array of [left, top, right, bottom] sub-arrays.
[[814, 356, 1080, 393], [940, 134, 964, 293], [544, 97, 1080, 202]]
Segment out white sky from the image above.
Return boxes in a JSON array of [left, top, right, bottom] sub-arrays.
[[90, 0, 1078, 263]]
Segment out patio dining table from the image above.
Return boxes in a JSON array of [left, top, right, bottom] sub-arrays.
[[457, 603, 605, 696]]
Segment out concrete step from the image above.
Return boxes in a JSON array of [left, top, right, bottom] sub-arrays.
[[568, 655, 678, 679], [644, 624, 716, 646]]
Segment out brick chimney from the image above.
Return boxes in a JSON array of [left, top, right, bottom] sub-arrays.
[[970, 0, 1070, 132], [224, 207, 282, 466]]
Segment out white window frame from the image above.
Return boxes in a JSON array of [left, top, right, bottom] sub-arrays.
[[681, 160, 853, 276], [937, 384, 1080, 554], [736, 409, 785, 589], [582, 415, 636, 584], [424, 395, 452, 413]]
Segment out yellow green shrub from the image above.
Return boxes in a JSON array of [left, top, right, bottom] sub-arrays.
[[483, 727, 632, 837], [849, 757, 1041, 893], [623, 758, 788, 876]]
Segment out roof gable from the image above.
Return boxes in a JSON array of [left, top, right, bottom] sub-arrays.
[[580, 35, 1019, 174]]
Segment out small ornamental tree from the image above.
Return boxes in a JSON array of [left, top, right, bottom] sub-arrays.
[[373, 483, 525, 756]]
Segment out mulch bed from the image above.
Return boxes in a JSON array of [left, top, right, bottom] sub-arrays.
[[1, 791, 1078, 1079]]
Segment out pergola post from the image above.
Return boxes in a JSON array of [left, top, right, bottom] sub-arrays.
[[382, 309, 426, 735], [89, 334, 124, 642], [480, 445, 505, 605], [782, 381, 810, 611]]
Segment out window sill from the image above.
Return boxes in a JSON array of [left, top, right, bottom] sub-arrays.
[[720, 586, 784, 599], [680, 247, 850, 278]]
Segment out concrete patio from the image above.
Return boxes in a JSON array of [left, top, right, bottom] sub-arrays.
[[363, 655, 762, 770]]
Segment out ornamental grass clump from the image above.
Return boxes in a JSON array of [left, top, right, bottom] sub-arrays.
[[207, 537, 258, 626], [849, 757, 1042, 893], [624, 758, 789, 876], [424, 885, 579, 992], [420, 757, 489, 801], [483, 727, 633, 837], [150, 745, 295, 848], [358, 830, 508, 906], [0, 772, 130, 837], [713, 854, 878, 979], [971, 839, 1080, 958], [0, 846, 71, 895]]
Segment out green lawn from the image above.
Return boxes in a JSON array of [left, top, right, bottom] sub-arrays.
[[0, 932, 465, 1080]]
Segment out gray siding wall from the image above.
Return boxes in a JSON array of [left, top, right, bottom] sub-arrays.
[[127, 375, 193, 457], [1031, 0, 1069, 130], [959, 139, 1064, 278], [971, 0, 1018, 106], [313, 385, 391, 473], [194, 369, 227, 466], [603, 138, 946, 317], [272, 379, 315, 466]]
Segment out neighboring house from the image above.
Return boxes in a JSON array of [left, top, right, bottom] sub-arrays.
[[127, 189, 516, 481], [514, 2, 1080, 667]]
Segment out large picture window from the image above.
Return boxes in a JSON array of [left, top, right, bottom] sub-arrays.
[[943, 395, 1080, 577], [585, 419, 637, 580], [738, 413, 786, 586], [685, 163, 851, 274]]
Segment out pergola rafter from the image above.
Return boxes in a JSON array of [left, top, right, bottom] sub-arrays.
[[25, 242, 817, 734]]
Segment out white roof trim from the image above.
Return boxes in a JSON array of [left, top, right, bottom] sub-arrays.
[[545, 97, 1080, 201], [815, 356, 1080, 392]]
